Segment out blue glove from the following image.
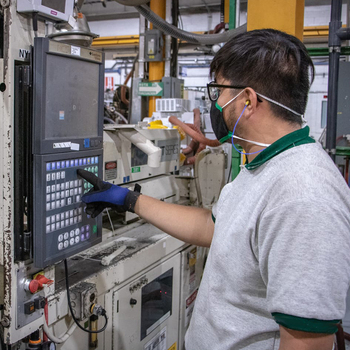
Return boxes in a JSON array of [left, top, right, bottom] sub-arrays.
[[77, 169, 141, 218]]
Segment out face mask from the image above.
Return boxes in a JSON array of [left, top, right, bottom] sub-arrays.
[[210, 90, 306, 149]]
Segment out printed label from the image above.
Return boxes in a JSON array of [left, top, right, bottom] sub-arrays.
[[59, 111, 65, 120], [105, 161, 117, 181], [131, 166, 141, 173], [71, 46, 81, 56], [144, 327, 167, 350]]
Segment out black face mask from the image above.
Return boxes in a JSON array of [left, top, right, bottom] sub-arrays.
[[210, 101, 231, 143]]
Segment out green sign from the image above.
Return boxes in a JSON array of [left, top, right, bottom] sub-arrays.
[[132, 167, 141, 173], [138, 82, 163, 96]]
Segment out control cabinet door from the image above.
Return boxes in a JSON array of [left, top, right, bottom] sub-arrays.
[[113, 253, 181, 350]]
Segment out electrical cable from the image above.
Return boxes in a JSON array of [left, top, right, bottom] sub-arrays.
[[105, 208, 115, 234], [227, 160, 232, 183], [64, 259, 108, 334]]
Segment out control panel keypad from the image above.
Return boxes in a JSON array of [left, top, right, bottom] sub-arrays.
[[45, 156, 99, 254]]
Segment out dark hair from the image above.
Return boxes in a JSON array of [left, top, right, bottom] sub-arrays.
[[210, 29, 315, 125]]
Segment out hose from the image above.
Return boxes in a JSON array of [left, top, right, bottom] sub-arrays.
[[43, 316, 78, 344], [169, 116, 221, 147], [134, 4, 247, 45], [194, 149, 210, 207]]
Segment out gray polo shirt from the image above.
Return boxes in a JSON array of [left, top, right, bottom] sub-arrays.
[[185, 127, 350, 350]]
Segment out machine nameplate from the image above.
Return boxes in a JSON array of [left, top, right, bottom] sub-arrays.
[[49, 41, 103, 63]]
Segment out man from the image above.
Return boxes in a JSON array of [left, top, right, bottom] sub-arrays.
[[78, 29, 350, 350]]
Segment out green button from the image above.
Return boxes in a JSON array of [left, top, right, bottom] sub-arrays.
[[84, 183, 88, 189], [88, 167, 92, 172], [93, 225, 97, 234], [94, 166, 98, 173]]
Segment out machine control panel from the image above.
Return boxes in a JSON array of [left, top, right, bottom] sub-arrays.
[[34, 150, 102, 268]]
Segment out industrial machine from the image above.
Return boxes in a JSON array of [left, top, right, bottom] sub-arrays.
[[0, 3, 219, 349]]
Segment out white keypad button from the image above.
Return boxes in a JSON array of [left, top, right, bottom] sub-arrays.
[[70, 189, 74, 197], [52, 173, 56, 181], [65, 211, 69, 219], [46, 186, 51, 194], [75, 228, 80, 236], [46, 174, 51, 182], [61, 171, 65, 179], [74, 188, 78, 195], [58, 234, 63, 242], [46, 203, 51, 211], [78, 188, 82, 195], [56, 200, 60, 208], [60, 213, 65, 220], [46, 217, 50, 225], [61, 199, 65, 207], [56, 214, 60, 221], [70, 210, 74, 217], [51, 201, 56, 210], [58, 242, 63, 251], [51, 223, 55, 232], [61, 221, 65, 228], [78, 208, 82, 215], [70, 181, 74, 188], [73, 209, 78, 216], [46, 194, 50, 202], [64, 232, 69, 240], [56, 192, 60, 200], [65, 182, 70, 189], [74, 216, 78, 224], [70, 230, 75, 238], [61, 191, 65, 198], [76, 195, 81, 202], [78, 179, 83, 186], [67, 198, 72, 205], [51, 193, 56, 201], [51, 215, 56, 223], [75, 236, 80, 244], [74, 180, 78, 187], [56, 172, 61, 180], [69, 218, 74, 225], [46, 225, 50, 233], [51, 185, 56, 192], [70, 238, 75, 246], [56, 222, 60, 230], [65, 190, 70, 198], [78, 215, 82, 222], [65, 219, 69, 227], [64, 240, 69, 248]]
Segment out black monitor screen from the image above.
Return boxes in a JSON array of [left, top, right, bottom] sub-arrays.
[[141, 268, 173, 340], [44, 54, 99, 140], [42, 0, 66, 13]]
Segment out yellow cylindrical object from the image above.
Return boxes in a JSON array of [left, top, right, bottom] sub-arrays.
[[247, 0, 305, 40], [148, 0, 166, 118], [224, 0, 230, 24]]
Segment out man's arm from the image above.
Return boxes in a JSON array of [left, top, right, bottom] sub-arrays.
[[279, 326, 334, 350], [134, 194, 214, 247]]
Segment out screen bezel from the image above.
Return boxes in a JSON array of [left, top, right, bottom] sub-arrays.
[[33, 37, 104, 155]]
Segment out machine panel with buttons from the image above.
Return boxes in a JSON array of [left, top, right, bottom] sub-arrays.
[[33, 150, 103, 268]]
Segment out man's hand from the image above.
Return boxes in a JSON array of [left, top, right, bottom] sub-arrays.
[[279, 326, 334, 350], [77, 169, 141, 217]]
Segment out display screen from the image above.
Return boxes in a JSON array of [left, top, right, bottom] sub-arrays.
[[141, 268, 173, 340], [45, 54, 99, 140], [42, 0, 66, 13]]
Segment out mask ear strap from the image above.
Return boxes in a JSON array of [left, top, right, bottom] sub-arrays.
[[221, 90, 245, 109]]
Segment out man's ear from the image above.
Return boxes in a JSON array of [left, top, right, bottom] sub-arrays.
[[243, 88, 259, 118]]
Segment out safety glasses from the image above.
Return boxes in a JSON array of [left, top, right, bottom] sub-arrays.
[[207, 81, 246, 102]]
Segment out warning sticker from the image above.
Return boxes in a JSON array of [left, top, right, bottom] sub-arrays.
[[105, 161, 117, 181], [144, 327, 167, 350]]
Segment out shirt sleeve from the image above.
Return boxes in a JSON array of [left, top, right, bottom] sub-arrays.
[[258, 199, 350, 325]]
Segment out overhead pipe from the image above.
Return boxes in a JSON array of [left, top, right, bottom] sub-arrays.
[[134, 4, 247, 45]]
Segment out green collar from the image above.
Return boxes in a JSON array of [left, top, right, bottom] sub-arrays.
[[246, 126, 315, 170]]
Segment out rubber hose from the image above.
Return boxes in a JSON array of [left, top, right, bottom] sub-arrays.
[[169, 116, 221, 147], [135, 5, 247, 45]]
